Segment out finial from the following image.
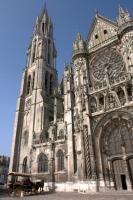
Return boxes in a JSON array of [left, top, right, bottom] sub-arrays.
[[44, 2, 48, 14], [76, 32, 81, 41], [95, 8, 99, 17], [119, 5, 124, 13], [40, 1, 49, 20]]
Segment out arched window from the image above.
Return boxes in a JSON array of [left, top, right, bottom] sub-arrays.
[[52, 128, 57, 140], [32, 42, 36, 63], [48, 39, 51, 64], [23, 131, 29, 145], [32, 71, 35, 90], [99, 94, 104, 110], [57, 150, 64, 171], [50, 74, 53, 95], [45, 71, 48, 94], [127, 83, 132, 101], [58, 129, 64, 140], [42, 22, 44, 33], [22, 157, 28, 173], [27, 75, 31, 95], [38, 153, 48, 173]]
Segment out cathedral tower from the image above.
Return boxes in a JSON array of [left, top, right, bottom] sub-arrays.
[[9, 5, 133, 193], [9, 6, 57, 174]]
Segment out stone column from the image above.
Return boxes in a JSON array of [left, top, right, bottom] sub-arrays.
[[54, 96, 57, 124], [95, 95, 100, 111], [49, 143, 55, 187], [122, 86, 129, 104]]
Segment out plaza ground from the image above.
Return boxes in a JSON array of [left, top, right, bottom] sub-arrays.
[[0, 191, 133, 200]]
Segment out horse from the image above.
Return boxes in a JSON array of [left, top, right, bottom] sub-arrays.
[[35, 180, 44, 192]]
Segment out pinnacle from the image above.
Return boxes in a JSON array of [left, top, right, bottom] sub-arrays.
[[40, 2, 49, 22], [117, 5, 132, 26], [119, 5, 125, 14]]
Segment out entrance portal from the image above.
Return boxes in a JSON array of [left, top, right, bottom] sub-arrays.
[[99, 115, 133, 190]]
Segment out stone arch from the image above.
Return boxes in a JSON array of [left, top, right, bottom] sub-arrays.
[[93, 111, 133, 190], [94, 111, 133, 138], [23, 130, 29, 146], [56, 149, 64, 171], [58, 129, 64, 140]]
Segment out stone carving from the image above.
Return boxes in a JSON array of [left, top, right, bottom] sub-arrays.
[[90, 49, 125, 84], [81, 87, 86, 110], [10, 6, 133, 191], [102, 117, 133, 156], [74, 109, 81, 132], [25, 99, 31, 110], [74, 57, 86, 71], [73, 33, 85, 51], [121, 32, 133, 54], [105, 90, 121, 110]]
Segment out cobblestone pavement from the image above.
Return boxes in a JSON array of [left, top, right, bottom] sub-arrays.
[[0, 191, 133, 200]]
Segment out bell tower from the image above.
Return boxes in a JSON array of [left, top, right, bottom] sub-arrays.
[[9, 6, 57, 173]]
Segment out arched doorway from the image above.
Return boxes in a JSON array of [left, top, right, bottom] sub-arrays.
[[94, 111, 133, 191], [112, 159, 127, 190]]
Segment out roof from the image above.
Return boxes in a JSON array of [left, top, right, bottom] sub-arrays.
[[87, 13, 118, 43], [8, 172, 31, 177]]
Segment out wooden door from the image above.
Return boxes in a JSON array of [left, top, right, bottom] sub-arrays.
[[112, 159, 127, 190]]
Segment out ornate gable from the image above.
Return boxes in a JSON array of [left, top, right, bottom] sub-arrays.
[[87, 14, 118, 50]]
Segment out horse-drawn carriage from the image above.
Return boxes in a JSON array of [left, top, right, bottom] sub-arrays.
[[7, 172, 44, 197]]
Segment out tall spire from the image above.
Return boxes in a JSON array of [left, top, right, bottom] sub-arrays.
[[117, 6, 132, 26], [33, 3, 53, 37]]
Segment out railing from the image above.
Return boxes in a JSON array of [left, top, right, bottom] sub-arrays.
[[33, 137, 66, 146], [89, 73, 131, 95]]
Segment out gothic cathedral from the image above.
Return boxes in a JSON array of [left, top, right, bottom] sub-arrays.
[[9, 6, 133, 192]]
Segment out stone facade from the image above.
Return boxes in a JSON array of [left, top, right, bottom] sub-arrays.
[[0, 156, 10, 184], [9, 6, 133, 192]]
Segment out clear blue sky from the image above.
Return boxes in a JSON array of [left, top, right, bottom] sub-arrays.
[[0, 0, 133, 156]]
